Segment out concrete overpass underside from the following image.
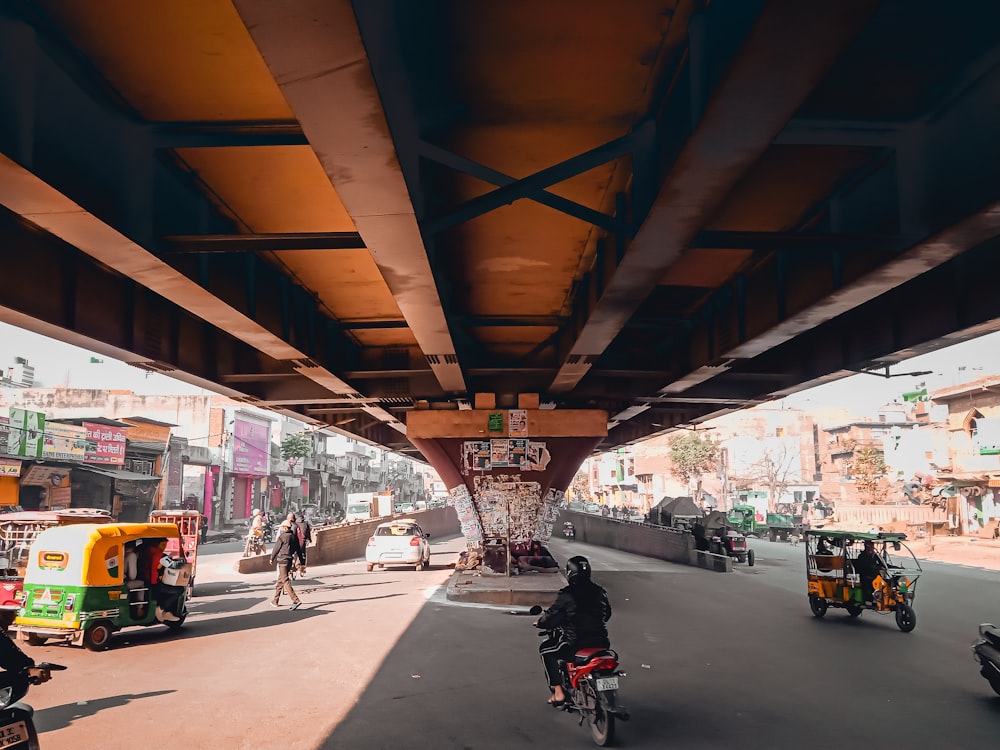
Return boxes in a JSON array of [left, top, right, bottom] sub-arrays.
[[1, 0, 1000, 462]]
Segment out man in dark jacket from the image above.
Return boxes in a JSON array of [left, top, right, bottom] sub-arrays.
[[294, 513, 313, 570], [269, 521, 305, 610], [535, 555, 612, 705]]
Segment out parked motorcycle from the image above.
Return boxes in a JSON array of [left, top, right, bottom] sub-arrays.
[[972, 622, 1000, 696], [528, 605, 628, 746], [563, 522, 576, 541], [0, 662, 66, 749]]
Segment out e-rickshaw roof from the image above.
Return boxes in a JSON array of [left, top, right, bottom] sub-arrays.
[[23, 522, 182, 587], [30, 522, 181, 549], [804, 529, 907, 542]]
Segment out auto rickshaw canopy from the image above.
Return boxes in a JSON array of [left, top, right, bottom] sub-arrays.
[[22, 522, 181, 588], [804, 529, 908, 542]]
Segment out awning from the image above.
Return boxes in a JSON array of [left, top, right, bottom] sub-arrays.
[[77, 466, 161, 483]]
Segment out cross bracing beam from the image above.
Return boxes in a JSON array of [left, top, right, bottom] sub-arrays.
[[418, 140, 622, 235], [422, 121, 654, 237]]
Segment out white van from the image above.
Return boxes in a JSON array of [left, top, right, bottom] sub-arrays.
[[346, 502, 372, 522]]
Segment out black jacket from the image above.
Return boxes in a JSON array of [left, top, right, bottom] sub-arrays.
[[537, 579, 612, 647], [270, 529, 305, 566]]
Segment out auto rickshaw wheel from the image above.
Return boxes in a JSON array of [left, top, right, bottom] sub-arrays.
[[165, 614, 186, 631], [895, 603, 916, 632], [747, 550, 756, 566], [808, 594, 828, 618], [83, 621, 113, 651], [846, 603, 863, 618], [24, 633, 47, 646]]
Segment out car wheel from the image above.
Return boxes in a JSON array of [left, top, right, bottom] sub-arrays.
[[366, 563, 374, 572]]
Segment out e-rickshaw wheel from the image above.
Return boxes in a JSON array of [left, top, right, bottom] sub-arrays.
[[24, 633, 47, 646], [845, 603, 863, 618], [165, 615, 186, 632], [895, 603, 916, 632], [808, 594, 828, 618], [83, 621, 114, 651]]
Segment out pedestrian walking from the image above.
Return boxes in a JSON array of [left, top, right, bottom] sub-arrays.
[[294, 513, 312, 571], [269, 520, 305, 610]]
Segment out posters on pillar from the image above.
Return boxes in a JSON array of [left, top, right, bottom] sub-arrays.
[[462, 441, 493, 474], [509, 438, 528, 469], [535, 488, 564, 542], [447, 484, 483, 545], [527, 441, 550, 471], [508, 409, 528, 438], [490, 439, 509, 468], [473, 474, 542, 544]]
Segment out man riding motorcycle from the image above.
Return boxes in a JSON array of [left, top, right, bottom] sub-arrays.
[[534, 555, 612, 706]]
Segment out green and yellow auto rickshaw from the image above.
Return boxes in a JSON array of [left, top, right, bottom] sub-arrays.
[[14, 522, 191, 651], [805, 529, 922, 632]]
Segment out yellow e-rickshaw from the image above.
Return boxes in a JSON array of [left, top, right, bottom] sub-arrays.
[[805, 529, 922, 632], [15, 522, 191, 651]]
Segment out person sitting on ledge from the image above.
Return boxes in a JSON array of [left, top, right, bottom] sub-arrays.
[[517, 540, 560, 573]]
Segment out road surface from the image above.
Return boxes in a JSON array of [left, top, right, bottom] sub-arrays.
[[22, 535, 1000, 749]]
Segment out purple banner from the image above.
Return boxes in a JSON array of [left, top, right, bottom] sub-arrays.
[[232, 417, 269, 476]]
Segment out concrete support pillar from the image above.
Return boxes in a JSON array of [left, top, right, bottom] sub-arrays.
[[408, 409, 607, 563]]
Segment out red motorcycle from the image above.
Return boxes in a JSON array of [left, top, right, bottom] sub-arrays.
[[528, 605, 629, 746]]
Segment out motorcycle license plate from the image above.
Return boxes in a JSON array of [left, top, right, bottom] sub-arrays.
[[0, 720, 27, 747], [595, 676, 619, 692]]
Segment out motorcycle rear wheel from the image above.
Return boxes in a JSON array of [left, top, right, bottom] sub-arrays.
[[580, 678, 615, 746]]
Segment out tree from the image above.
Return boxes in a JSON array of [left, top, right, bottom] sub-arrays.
[[280, 431, 313, 470], [848, 446, 889, 505], [667, 433, 718, 503], [570, 469, 592, 504], [745, 442, 798, 513]]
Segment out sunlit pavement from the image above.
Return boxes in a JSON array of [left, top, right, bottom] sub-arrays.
[[25, 534, 467, 750]]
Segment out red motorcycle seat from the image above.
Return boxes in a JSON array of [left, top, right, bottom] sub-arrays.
[[573, 648, 617, 665]]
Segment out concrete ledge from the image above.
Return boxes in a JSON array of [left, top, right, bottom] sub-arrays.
[[446, 569, 565, 607], [691, 550, 733, 573], [562, 510, 731, 572], [234, 506, 460, 575]]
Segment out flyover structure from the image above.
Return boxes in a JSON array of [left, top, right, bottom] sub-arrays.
[[1, 1, 999, 548]]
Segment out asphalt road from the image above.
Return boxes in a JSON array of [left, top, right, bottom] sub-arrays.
[[19, 535, 1000, 749]]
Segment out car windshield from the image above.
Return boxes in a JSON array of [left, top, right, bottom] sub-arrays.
[[347, 505, 369, 514]]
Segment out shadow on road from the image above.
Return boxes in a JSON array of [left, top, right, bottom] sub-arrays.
[[35, 690, 176, 732]]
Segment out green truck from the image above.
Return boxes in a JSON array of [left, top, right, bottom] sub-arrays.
[[726, 505, 796, 542]]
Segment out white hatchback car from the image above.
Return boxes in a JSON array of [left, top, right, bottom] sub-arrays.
[[365, 519, 431, 571]]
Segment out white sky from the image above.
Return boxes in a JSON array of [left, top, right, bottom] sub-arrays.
[[3, 321, 1000, 415]]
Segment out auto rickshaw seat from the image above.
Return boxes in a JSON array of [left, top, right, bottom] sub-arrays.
[[813, 554, 843, 573]]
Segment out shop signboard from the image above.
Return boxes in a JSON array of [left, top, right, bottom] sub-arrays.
[[43, 422, 87, 461], [6, 408, 45, 458], [84, 422, 127, 465], [232, 415, 270, 477], [0, 458, 21, 477]]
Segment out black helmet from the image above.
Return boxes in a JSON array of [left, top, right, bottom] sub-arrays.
[[565, 555, 592, 582]]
